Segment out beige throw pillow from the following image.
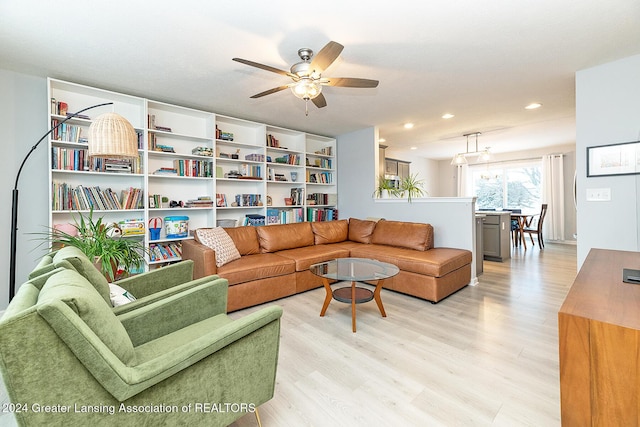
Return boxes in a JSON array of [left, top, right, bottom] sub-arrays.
[[196, 227, 241, 267]]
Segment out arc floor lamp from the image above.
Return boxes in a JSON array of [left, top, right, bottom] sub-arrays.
[[10, 102, 139, 300]]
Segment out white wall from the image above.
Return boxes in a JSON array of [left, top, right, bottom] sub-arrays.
[[0, 71, 49, 309], [576, 54, 640, 266]]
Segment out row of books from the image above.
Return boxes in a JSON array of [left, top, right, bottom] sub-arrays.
[[173, 159, 213, 177], [234, 194, 262, 207], [239, 163, 262, 178], [307, 171, 333, 184], [245, 153, 265, 162], [266, 134, 281, 148], [270, 154, 301, 165], [52, 183, 143, 211], [149, 242, 182, 262], [306, 207, 338, 222], [52, 147, 142, 173], [266, 208, 304, 224], [314, 146, 333, 156], [308, 157, 332, 169], [185, 197, 213, 208], [51, 120, 85, 143], [307, 193, 337, 206], [290, 188, 305, 205]]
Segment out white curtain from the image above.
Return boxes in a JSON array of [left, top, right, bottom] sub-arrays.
[[542, 154, 565, 241], [456, 164, 469, 197]]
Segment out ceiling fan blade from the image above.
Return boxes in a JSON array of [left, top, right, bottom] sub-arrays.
[[310, 41, 344, 73], [312, 93, 327, 108], [250, 85, 290, 98], [325, 77, 379, 88], [232, 58, 297, 79]]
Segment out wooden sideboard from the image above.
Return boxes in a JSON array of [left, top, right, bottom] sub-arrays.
[[558, 248, 640, 426]]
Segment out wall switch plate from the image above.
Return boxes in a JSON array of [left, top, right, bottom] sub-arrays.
[[586, 188, 611, 201]]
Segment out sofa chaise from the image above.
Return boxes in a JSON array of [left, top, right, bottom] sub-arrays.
[[182, 218, 472, 312]]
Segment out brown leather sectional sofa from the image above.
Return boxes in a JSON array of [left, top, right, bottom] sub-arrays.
[[181, 218, 472, 312]]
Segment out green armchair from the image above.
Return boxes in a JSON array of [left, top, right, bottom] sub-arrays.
[[29, 246, 219, 315], [0, 268, 282, 426]]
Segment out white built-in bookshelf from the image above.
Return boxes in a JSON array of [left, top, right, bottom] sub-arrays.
[[47, 78, 337, 268]]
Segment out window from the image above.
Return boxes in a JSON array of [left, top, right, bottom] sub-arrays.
[[469, 159, 542, 213]]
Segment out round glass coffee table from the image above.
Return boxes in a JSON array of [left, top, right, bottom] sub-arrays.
[[310, 257, 400, 332]]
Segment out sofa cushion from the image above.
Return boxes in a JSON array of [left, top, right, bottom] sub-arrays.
[[348, 218, 377, 244], [311, 220, 348, 244], [371, 220, 434, 251], [223, 226, 261, 255], [276, 245, 350, 271], [37, 269, 136, 365], [256, 222, 314, 253], [217, 253, 296, 285], [195, 227, 241, 267], [350, 244, 471, 277], [52, 246, 111, 305]]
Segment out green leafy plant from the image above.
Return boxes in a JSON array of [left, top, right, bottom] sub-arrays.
[[41, 209, 146, 281], [400, 173, 426, 202], [373, 174, 397, 198]]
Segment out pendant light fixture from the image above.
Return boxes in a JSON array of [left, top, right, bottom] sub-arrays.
[[450, 132, 491, 165]]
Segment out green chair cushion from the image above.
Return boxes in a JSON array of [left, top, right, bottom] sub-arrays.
[[52, 246, 111, 305], [37, 269, 136, 365]]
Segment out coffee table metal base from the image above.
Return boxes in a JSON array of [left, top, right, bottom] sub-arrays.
[[319, 279, 387, 333]]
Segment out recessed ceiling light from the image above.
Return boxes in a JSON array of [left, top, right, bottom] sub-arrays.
[[442, 113, 455, 119], [525, 103, 542, 110], [404, 123, 414, 129], [410, 146, 417, 150], [378, 138, 386, 143]]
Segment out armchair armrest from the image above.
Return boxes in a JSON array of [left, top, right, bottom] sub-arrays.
[[112, 275, 221, 316], [181, 239, 218, 279], [118, 278, 229, 346], [115, 260, 198, 298]]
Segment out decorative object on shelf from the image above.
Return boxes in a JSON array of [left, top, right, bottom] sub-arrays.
[[37, 209, 146, 282], [399, 173, 426, 203], [267, 195, 272, 206], [10, 102, 139, 300], [149, 217, 163, 240], [451, 132, 491, 165], [284, 198, 293, 206], [291, 171, 298, 182], [233, 40, 379, 116], [165, 216, 189, 238]]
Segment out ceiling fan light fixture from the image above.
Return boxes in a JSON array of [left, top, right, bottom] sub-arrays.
[[291, 78, 322, 100]]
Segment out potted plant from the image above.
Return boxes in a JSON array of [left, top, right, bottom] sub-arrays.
[[399, 173, 426, 202], [42, 209, 147, 281], [373, 174, 396, 198]]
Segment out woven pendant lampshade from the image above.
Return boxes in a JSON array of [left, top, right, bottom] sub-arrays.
[[88, 112, 139, 159]]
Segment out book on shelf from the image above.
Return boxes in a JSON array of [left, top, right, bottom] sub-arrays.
[[216, 193, 227, 207], [306, 207, 338, 222]]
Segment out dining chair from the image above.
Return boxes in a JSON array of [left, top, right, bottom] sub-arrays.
[[523, 204, 548, 248], [505, 208, 522, 246]]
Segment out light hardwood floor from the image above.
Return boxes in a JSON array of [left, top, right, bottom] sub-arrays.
[[230, 243, 577, 427], [0, 243, 576, 427]]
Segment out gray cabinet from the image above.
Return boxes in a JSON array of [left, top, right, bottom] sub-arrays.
[[384, 158, 410, 178], [481, 212, 511, 262], [398, 162, 410, 179]]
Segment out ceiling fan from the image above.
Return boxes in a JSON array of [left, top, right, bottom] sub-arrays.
[[232, 41, 379, 115]]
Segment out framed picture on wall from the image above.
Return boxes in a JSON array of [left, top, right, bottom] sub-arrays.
[[586, 140, 640, 177]]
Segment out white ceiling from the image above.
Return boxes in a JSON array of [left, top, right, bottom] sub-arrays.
[[1, 1, 639, 160]]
